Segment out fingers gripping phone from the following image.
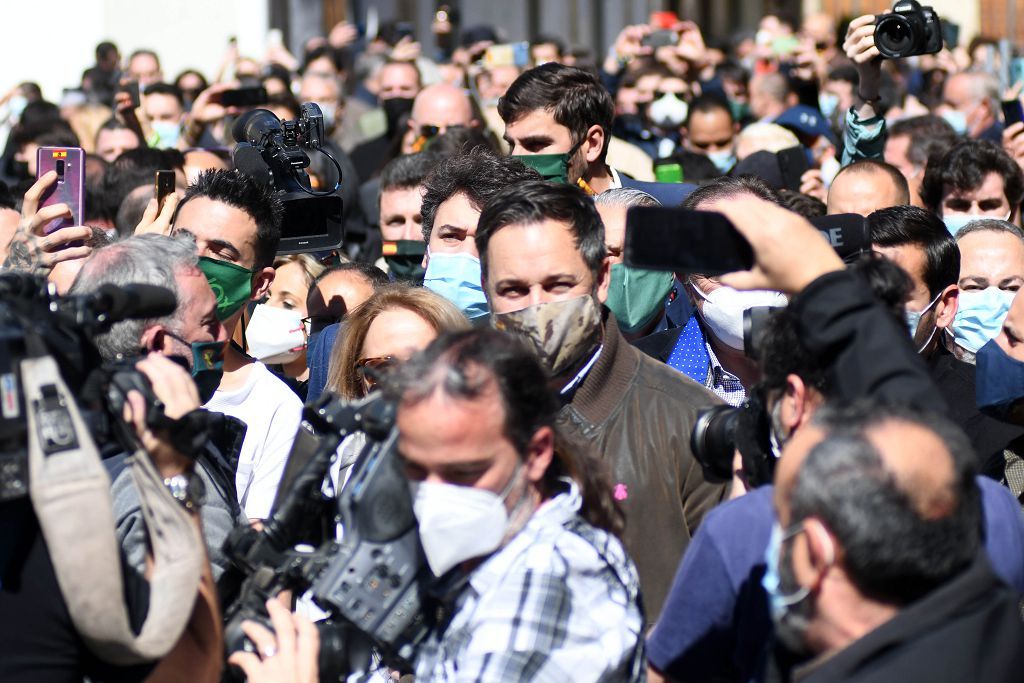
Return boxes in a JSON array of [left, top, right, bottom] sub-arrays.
[[36, 147, 85, 234]]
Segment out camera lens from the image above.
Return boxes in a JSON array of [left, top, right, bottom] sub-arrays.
[[875, 15, 915, 58], [691, 405, 740, 482]]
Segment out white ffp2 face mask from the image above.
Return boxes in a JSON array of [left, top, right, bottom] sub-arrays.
[[246, 303, 307, 364], [693, 283, 788, 351], [409, 465, 523, 577]]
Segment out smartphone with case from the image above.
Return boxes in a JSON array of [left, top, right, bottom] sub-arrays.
[[121, 80, 141, 108], [155, 169, 175, 211], [624, 207, 754, 276], [642, 30, 678, 49], [1001, 100, 1023, 127], [36, 147, 85, 235]]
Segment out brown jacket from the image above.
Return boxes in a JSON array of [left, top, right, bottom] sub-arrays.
[[556, 314, 727, 623]]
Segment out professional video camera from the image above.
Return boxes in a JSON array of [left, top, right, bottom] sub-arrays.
[[231, 103, 345, 254], [224, 392, 431, 682], [0, 273, 179, 502], [874, 0, 944, 59]]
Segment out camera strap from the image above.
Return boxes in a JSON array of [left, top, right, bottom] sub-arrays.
[[23, 354, 204, 665]]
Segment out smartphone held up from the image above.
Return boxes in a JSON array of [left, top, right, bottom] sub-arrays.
[[36, 147, 85, 235]]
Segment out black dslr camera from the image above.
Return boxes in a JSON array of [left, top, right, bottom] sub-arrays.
[[691, 379, 778, 489], [874, 0, 944, 59], [232, 103, 344, 254]]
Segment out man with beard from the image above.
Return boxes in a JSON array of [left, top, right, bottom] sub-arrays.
[[475, 180, 726, 622]]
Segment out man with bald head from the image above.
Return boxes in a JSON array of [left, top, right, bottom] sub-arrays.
[[765, 403, 1024, 681], [826, 159, 909, 215], [647, 197, 1024, 683], [401, 82, 476, 154], [940, 71, 1002, 142]]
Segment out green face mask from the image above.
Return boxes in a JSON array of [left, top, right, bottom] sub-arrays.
[[605, 262, 674, 334], [198, 256, 254, 321], [728, 99, 751, 123], [382, 239, 427, 283], [517, 139, 584, 184]]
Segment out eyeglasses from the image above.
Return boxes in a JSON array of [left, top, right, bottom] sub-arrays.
[[356, 355, 398, 389]]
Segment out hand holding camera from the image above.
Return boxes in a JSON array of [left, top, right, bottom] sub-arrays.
[[227, 598, 320, 683], [122, 354, 202, 480]]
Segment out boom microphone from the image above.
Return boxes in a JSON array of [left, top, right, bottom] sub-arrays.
[[90, 284, 178, 323]]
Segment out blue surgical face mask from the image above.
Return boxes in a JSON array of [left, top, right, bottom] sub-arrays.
[[706, 148, 737, 174], [905, 291, 942, 341], [941, 109, 968, 136], [943, 210, 1012, 236], [818, 92, 840, 119], [762, 522, 813, 653], [150, 120, 181, 149], [976, 338, 1024, 423], [952, 287, 1015, 353], [423, 250, 489, 319]]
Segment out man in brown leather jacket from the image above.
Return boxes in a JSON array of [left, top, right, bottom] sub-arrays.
[[475, 180, 727, 621]]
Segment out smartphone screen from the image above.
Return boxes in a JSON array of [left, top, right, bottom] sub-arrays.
[[36, 147, 85, 235], [642, 30, 678, 49], [624, 207, 754, 276], [155, 169, 175, 211]]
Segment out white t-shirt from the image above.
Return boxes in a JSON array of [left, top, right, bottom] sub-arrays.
[[205, 361, 303, 519]]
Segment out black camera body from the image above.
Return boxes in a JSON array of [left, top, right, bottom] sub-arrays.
[[0, 275, 177, 503], [874, 0, 944, 59], [232, 104, 344, 255], [224, 393, 430, 680], [691, 382, 777, 489]]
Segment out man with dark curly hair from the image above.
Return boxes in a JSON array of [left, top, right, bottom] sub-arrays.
[[920, 140, 1024, 236], [418, 148, 541, 319]]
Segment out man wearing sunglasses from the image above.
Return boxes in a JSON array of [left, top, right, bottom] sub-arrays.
[[401, 82, 477, 154]]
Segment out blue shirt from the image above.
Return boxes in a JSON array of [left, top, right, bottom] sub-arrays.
[[646, 478, 1024, 682], [667, 314, 747, 406], [305, 322, 341, 402]]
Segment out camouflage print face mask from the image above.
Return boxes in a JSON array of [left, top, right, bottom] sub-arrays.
[[491, 295, 602, 376]]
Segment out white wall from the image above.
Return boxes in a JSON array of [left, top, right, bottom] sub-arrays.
[[1, 0, 270, 101]]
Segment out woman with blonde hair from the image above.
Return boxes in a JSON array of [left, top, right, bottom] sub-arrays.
[[324, 284, 470, 490], [326, 283, 471, 400], [243, 253, 324, 399]]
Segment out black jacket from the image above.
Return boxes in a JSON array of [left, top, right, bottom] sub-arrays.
[[796, 556, 1024, 683], [926, 343, 1024, 474]]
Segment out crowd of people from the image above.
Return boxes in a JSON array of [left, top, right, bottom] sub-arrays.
[[1, 6, 1024, 683]]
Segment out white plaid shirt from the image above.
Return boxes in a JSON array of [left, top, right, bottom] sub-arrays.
[[411, 479, 645, 682]]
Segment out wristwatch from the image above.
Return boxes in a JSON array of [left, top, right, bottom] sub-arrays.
[[163, 473, 205, 512]]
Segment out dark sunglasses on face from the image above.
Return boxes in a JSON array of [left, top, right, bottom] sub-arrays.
[[356, 355, 398, 389]]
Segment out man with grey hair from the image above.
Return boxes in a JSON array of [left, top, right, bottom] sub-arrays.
[[595, 188, 675, 339], [71, 234, 247, 581], [765, 402, 1024, 681], [940, 70, 1002, 142], [948, 220, 1024, 363]]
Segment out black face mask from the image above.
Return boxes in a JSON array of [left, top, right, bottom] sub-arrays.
[[382, 239, 427, 284], [383, 97, 415, 138]]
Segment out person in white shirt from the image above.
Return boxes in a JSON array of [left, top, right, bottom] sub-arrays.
[[172, 169, 303, 520]]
